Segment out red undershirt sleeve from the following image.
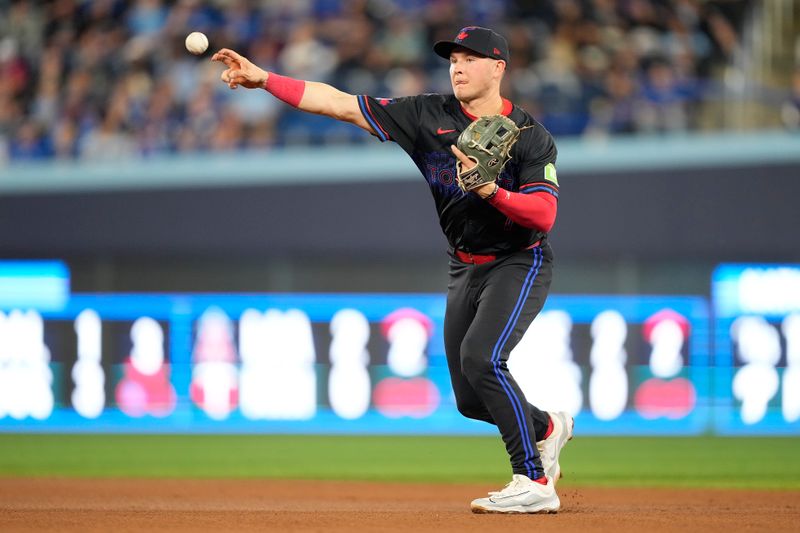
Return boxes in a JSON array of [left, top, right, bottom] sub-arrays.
[[486, 189, 558, 232]]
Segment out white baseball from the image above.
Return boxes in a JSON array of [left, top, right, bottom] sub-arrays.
[[185, 31, 209, 55]]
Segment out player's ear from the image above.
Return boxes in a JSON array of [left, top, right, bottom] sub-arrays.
[[494, 59, 506, 79]]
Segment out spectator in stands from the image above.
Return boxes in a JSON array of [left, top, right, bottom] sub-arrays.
[[783, 67, 800, 130], [0, 0, 774, 164]]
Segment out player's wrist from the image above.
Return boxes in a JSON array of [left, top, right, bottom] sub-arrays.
[[263, 72, 306, 107], [483, 183, 500, 200]]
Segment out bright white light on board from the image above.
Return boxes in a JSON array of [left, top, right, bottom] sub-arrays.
[[782, 313, 800, 422], [238, 308, 317, 420], [0, 310, 54, 420], [738, 267, 800, 314], [589, 310, 628, 421], [510, 310, 583, 416], [328, 309, 371, 420], [72, 309, 105, 418], [731, 316, 780, 424]]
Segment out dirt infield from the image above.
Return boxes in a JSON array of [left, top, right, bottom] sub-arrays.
[[1, 478, 798, 532]]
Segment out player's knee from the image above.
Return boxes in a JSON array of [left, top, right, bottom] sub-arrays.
[[455, 398, 492, 423], [460, 338, 494, 383]]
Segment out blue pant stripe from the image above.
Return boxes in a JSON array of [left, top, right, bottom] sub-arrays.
[[492, 248, 541, 361], [490, 248, 543, 478], [491, 248, 541, 477], [501, 248, 543, 477], [492, 366, 534, 477], [510, 248, 543, 476]]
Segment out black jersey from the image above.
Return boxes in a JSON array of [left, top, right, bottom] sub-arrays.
[[357, 93, 559, 255]]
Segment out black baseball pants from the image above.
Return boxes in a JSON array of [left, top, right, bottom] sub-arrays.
[[444, 243, 553, 480]]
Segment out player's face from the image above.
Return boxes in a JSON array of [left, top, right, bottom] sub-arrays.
[[449, 50, 503, 102]]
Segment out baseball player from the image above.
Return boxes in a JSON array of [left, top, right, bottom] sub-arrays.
[[213, 26, 573, 514]]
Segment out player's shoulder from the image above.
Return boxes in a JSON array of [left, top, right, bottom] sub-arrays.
[[510, 105, 553, 143], [508, 103, 557, 163], [412, 93, 454, 112]]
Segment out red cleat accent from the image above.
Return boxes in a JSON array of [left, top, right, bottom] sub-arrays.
[[542, 415, 554, 440]]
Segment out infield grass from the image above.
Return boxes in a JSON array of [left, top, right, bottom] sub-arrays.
[[0, 434, 798, 490]]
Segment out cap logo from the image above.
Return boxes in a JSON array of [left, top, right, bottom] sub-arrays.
[[493, 47, 501, 55], [456, 31, 469, 40]]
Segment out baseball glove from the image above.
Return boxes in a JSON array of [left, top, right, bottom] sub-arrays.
[[455, 114, 521, 192]]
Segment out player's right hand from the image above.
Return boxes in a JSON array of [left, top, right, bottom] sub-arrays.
[[212, 48, 268, 90]]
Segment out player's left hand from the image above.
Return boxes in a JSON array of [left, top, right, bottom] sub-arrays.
[[451, 145, 497, 199], [450, 145, 474, 170]]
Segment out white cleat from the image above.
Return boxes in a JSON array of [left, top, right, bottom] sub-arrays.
[[538, 411, 574, 485], [470, 474, 560, 514]]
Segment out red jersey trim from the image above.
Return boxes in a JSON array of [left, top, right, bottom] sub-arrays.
[[459, 97, 513, 120]]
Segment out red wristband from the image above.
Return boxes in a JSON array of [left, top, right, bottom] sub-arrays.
[[264, 73, 306, 107]]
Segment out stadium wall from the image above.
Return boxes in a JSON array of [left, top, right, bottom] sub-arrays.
[[1, 135, 798, 262]]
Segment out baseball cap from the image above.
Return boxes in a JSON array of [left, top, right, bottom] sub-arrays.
[[433, 26, 510, 63]]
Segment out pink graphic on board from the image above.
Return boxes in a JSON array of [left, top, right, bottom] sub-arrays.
[[373, 308, 440, 417], [634, 309, 696, 419], [634, 378, 696, 419], [115, 318, 176, 417], [373, 377, 440, 418], [189, 308, 239, 420], [116, 360, 177, 417]]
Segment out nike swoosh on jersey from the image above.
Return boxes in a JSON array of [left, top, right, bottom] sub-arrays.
[[437, 128, 456, 134]]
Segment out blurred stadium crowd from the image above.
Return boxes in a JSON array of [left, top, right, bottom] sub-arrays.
[[0, 0, 796, 162]]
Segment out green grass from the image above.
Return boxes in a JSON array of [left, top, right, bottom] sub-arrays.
[[0, 434, 798, 490]]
